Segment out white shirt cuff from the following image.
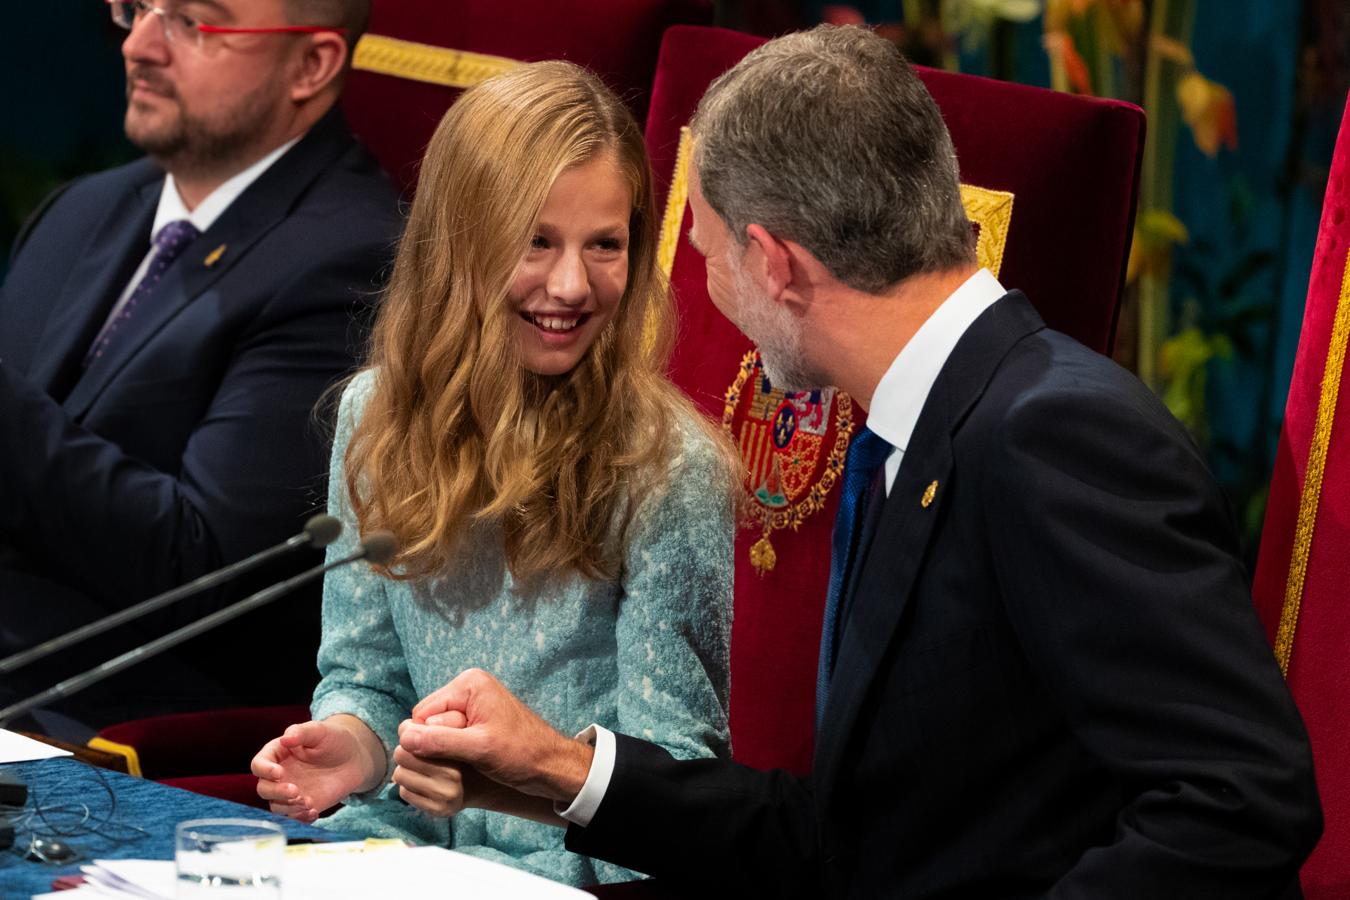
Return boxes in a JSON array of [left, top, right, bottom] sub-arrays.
[[555, 724, 615, 827]]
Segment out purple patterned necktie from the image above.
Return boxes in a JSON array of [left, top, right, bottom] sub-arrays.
[[84, 218, 200, 367]]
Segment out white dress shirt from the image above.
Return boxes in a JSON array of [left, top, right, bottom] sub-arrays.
[[96, 138, 300, 333], [866, 267, 1007, 495], [560, 268, 1009, 827]]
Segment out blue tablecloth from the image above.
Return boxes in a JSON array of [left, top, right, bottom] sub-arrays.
[[0, 757, 340, 899]]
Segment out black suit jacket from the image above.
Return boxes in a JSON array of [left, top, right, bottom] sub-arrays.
[[0, 108, 401, 711], [567, 293, 1321, 899]]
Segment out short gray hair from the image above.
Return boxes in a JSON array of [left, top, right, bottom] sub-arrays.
[[691, 25, 974, 293]]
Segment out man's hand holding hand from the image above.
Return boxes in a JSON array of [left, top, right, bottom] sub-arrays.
[[392, 712, 511, 817], [399, 668, 595, 806]]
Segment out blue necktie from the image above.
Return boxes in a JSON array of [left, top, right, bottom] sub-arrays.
[[816, 426, 893, 731], [85, 219, 200, 367]]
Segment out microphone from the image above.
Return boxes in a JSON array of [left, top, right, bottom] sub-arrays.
[[0, 532, 396, 728], [0, 514, 342, 675]]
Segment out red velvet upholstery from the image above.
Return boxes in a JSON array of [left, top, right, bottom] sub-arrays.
[[1252, 96, 1350, 899], [342, 0, 712, 194], [917, 69, 1144, 353], [647, 25, 1144, 775], [98, 704, 307, 784]]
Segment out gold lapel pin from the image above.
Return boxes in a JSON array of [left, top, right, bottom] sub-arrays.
[[204, 244, 227, 268], [921, 480, 938, 508]]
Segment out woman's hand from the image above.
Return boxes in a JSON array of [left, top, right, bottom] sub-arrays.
[[391, 710, 478, 817], [394, 711, 557, 823], [251, 715, 386, 823]]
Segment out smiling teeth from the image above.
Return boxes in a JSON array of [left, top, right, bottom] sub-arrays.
[[533, 315, 579, 333]]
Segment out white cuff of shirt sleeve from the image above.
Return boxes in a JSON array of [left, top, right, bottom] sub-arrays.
[[555, 724, 615, 827]]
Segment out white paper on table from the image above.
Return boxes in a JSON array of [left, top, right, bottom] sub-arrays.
[[81, 858, 174, 898], [86, 845, 596, 899], [0, 728, 73, 764], [82, 842, 389, 899]]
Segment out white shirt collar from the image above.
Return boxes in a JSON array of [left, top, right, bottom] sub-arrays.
[[866, 268, 1007, 455], [152, 137, 300, 240]]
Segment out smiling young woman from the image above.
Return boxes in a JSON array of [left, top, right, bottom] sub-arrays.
[[251, 61, 740, 887], [509, 151, 631, 377], [350, 60, 734, 583]]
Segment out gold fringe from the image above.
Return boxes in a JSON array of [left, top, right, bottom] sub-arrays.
[[645, 127, 694, 354], [352, 34, 519, 89], [658, 127, 695, 280], [1275, 248, 1350, 675]]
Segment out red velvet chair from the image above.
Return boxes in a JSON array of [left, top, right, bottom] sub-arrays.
[[1251, 95, 1350, 899], [646, 25, 1145, 775], [342, 0, 712, 194], [96, 705, 307, 809]]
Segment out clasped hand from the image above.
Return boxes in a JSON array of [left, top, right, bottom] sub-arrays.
[[251, 710, 477, 822], [399, 668, 594, 806], [253, 668, 588, 823]]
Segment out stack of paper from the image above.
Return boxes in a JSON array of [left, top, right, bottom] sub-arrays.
[[0, 729, 73, 764], [33, 842, 594, 899]]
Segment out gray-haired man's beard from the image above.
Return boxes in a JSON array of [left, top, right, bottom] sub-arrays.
[[732, 260, 821, 395]]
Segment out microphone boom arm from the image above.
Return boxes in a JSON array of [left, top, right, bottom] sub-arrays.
[[0, 537, 385, 728], [0, 515, 339, 675]]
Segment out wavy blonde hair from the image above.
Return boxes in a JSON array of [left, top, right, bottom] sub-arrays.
[[346, 61, 732, 583]]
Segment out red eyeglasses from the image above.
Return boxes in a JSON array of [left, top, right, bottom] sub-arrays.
[[108, 0, 346, 53]]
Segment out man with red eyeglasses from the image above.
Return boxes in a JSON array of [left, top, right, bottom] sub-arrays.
[[0, 0, 399, 727]]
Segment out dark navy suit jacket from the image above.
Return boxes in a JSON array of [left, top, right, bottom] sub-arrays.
[[0, 108, 401, 714], [566, 293, 1321, 899]]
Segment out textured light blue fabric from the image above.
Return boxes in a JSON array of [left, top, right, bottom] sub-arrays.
[[815, 426, 892, 731], [310, 369, 734, 887]]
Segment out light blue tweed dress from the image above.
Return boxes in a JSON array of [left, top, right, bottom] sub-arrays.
[[311, 370, 733, 886]]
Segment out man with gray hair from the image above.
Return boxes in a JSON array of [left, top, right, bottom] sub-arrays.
[[0, 0, 398, 724], [380, 25, 1320, 897]]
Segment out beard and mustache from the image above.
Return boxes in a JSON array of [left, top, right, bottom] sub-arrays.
[[124, 64, 282, 177], [729, 252, 823, 395]]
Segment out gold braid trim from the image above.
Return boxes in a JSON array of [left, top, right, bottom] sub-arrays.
[[658, 127, 694, 280], [1275, 247, 1350, 675], [644, 127, 694, 354], [352, 34, 519, 89], [959, 184, 1015, 277]]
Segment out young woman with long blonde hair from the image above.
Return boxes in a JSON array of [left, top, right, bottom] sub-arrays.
[[251, 61, 737, 885]]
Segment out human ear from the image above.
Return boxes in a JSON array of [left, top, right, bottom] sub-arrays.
[[746, 224, 820, 313], [745, 224, 793, 303], [289, 32, 347, 102]]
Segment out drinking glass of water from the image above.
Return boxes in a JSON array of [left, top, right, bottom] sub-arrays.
[[175, 818, 284, 898]]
